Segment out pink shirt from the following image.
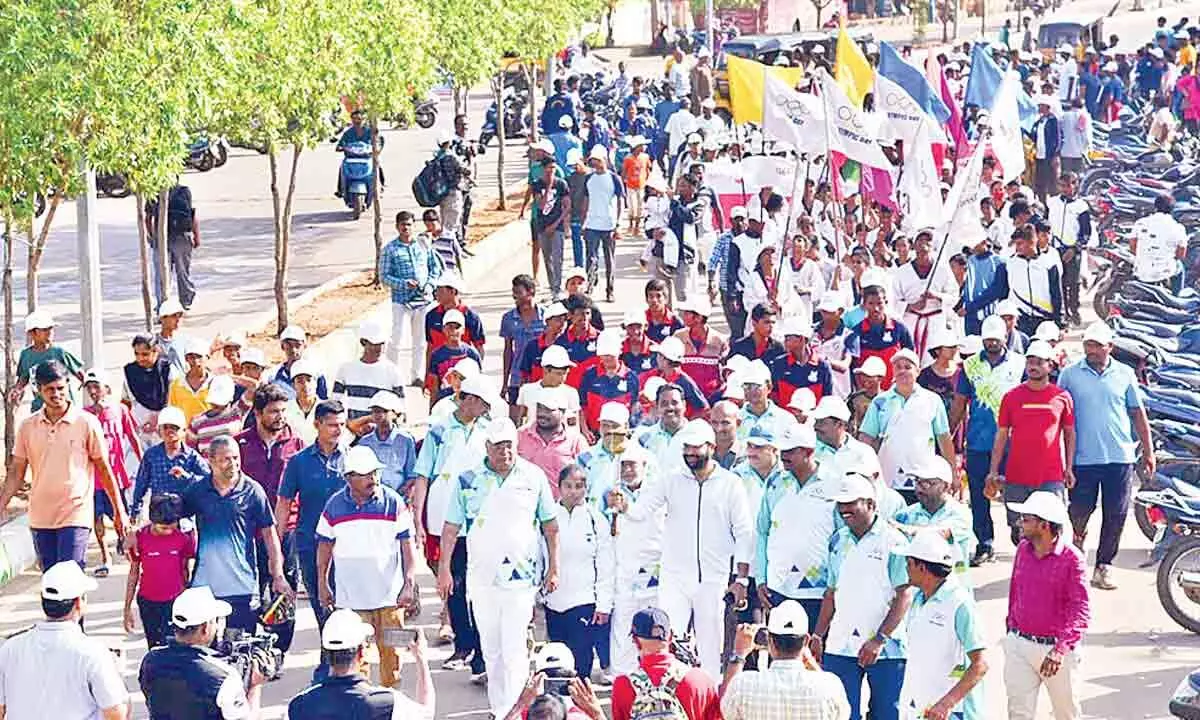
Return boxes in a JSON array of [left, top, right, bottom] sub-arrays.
[[133, 526, 196, 602], [85, 403, 138, 490], [516, 425, 588, 500], [1007, 536, 1090, 654]]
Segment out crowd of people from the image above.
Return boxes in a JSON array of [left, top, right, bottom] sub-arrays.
[[0, 13, 1193, 720]]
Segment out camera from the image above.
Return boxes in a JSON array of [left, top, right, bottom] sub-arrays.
[[214, 628, 284, 686], [543, 677, 572, 697]]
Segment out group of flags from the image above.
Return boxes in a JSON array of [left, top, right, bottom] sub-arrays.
[[724, 26, 1031, 246]]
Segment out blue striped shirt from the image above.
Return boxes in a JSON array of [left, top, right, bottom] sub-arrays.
[[708, 230, 735, 290], [131, 442, 209, 517], [379, 236, 444, 306]]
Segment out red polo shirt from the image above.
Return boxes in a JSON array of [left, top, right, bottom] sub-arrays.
[[997, 383, 1075, 487], [612, 653, 721, 720]]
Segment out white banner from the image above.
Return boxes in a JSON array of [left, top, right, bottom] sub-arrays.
[[818, 70, 892, 169], [874, 72, 948, 147], [896, 118, 943, 233], [761, 73, 827, 155], [990, 73, 1026, 183], [939, 143, 987, 251]]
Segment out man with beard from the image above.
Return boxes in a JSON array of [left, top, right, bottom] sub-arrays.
[[815, 474, 912, 720], [608, 419, 752, 678], [635, 384, 690, 473], [892, 230, 959, 360], [894, 455, 977, 583], [950, 315, 1026, 566], [517, 388, 588, 497], [755, 422, 831, 631]]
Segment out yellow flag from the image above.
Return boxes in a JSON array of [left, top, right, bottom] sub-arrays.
[[835, 28, 874, 108], [727, 55, 804, 124]]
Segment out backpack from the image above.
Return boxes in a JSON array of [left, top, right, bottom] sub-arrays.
[[412, 153, 459, 207], [627, 663, 688, 720]]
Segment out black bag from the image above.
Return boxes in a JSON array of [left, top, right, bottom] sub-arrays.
[[146, 186, 194, 238], [412, 154, 459, 208]]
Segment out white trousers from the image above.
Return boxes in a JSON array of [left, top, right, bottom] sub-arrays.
[[390, 302, 428, 383], [609, 585, 659, 675], [657, 577, 726, 680], [1004, 633, 1082, 720], [468, 582, 538, 717]]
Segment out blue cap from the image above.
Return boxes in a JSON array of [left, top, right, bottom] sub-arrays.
[[746, 425, 776, 446], [631, 608, 671, 640]]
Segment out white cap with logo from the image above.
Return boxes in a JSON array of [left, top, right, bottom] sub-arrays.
[[322, 608, 376, 650], [343, 445, 385, 475], [171, 586, 232, 628], [541, 345, 575, 368], [41, 561, 98, 601], [678, 418, 716, 446], [766, 599, 809, 636], [899, 529, 958, 566]]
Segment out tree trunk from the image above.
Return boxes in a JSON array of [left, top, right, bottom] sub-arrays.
[[24, 194, 61, 313], [527, 65, 539, 144], [371, 117, 384, 287], [453, 84, 464, 117], [815, 2, 824, 28], [2, 220, 14, 462], [273, 145, 303, 333], [156, 188, 170, 305], [607, 1, 616, 46], [650, 0, 660, 49], [268, 150, 285, 333], [495, 76, 508, 210], [135, 195, 153, 331]]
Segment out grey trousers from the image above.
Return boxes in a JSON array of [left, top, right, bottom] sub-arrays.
[[151, 234, 196, 308], [540, 228, 565, 297]]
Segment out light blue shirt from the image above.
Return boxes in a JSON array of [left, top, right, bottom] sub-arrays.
[[1057, 357, 1142, 465], [737, 402, 796, 443]]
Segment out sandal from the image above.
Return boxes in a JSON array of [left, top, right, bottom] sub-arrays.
[[94, 565, 109, 578]]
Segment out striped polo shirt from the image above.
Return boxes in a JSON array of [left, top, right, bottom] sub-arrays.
[[332, 358, 406, 420], [316, 484, 413, 610]]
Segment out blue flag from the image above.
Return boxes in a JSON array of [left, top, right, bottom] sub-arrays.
[[877, 42, 950, 124], [964, 43, 1037, 130]]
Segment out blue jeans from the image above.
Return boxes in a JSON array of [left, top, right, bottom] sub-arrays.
[[31, 526, 90, 570], [1069, 463, 1134, 566], [823, 654, 905, 720], [965, 450, 994, 549], [219, 594, 257, 633], [545, 603, 608, 679], [570, 222, 585, 267], [298, 546, 332, 630]]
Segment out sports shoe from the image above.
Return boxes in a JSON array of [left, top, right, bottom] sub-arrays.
[[591, 668, 614, 686], [442, 652, 471, 671], [1091, 564, 1118, 590], [470, 670, 488, 685], [969, 545, 995, 567]]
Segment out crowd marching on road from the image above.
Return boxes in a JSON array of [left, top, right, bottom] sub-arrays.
[[6, 9, 1200, 720]]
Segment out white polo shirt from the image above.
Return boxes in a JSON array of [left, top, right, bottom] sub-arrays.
[[0, 622, 128, 720]]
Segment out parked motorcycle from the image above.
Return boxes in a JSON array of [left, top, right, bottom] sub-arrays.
[[338, 141, 377, 220], [1136, 478, 1200, 633], [1170, 668, 1200, 718], [96, 172, 131, 199], [479, 89, 530, 148], [388, 94, 439, 130], [185, 135, 230, 171]]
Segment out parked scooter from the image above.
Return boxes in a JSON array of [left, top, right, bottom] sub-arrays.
[[1135, 476, 1200, 633], [1170, 668, 1200, 718], [96, 172, 131, 199], [338, 141, 377, 220], [479, 89, 530, 148], [388, 94, 440, 130], [185, 135, 230, 171]]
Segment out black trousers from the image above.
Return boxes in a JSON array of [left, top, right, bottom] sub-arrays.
[[1061, 247, 1082, 320]]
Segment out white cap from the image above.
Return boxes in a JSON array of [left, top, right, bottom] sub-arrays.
[[981, 315, 1007, 342], [788, 387, 817, 413], [1025, 340, 1056, 360], [434, 273, 464, 291], [221, 332, 246, 348], [995, 299, 1019, 318], [725, 354, 751, 375], [926, 327, 960, 353], [959, 335, 982, 356], [82, 368, 107, 387], [599, 401, 631, 426], [687, 132, 702, 144], [588, 145, 608, 161], [534, 642, 576, 672], [620, 442, 651, 465], [279, 325, 306, 343], [677, 297, 712, 318], [368, 390, 404, 413], [1034, 321, 1061, 343], [773, 422, 816, 451], [1103, 61, 1118, 72], [158, 298, 185, 318], [184, 336, 209, 358], [438, 131, 455, 145], [860, 268, 890, 291], [1083, 322, 1114, 345], [290, 358, 318, 380], [1035, 93, 1053, 107], [817, 293, 843, 313], [344, 445, 385, 475], [830, 473, 877, 503], [700, 97, 717, 109], [322, 608, 376, 650], [899, 529, 958, 566], [892, 348, 920, 368], [207, 375, 235, 406], [722, 377, 745, 401], [541, 344, 575, 368], [679, 419, 716, 446], [534, 385, 571, 411], [450, 357, 481, 380], [533, 139, 555, 154], [653, 336, 686, 363], [566, 148, 584, 166], [811, 45, 826, 54], [240, 347, 267, 367], [23, 310, 54, 332], [157, 406, 187, 429], [1057, 43, 1073, 54], [545, 301, 569, 318], [855, 356, 887, 377], [171, 586, 233, 628], [1008, 490, 1069, 526], [359, 321, 389, 345], [559, 114, 575, 129], [741, 359, 772, 386], [782, 316, 812, 338], [597, 330, 622, 357], [442, 308, 466, 327], [730, 206, 748, 219], [41, 561, 98, 601], [1151, 47, 1165, 59], [746, 425, 777, 447], [564, 266, 588, 283], [766, 599, 809, 636], [627, 135, 649, 148], [641, 375, 666, 401], [811, 396, 851, 422], [910, 454, 954, 483], [460, 374, 501, 408], [486, 417, 520, 444]]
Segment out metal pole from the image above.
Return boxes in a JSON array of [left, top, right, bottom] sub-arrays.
[[705, 0, 714, 55], [76, 159, 103, 368]]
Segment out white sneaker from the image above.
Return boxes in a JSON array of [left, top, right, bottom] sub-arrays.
[[1091, 564, 1118, 590]]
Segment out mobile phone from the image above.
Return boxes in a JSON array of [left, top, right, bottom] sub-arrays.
[[381, 627, 419, 647], [544, 677, 572, 697]]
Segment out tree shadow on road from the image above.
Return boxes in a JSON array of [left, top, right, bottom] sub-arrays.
[[1083, 663, 1198, 718]]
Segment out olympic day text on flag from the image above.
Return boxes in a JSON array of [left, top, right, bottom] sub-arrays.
[[817, 69, 892, 169], [761, 72, 826, 155]]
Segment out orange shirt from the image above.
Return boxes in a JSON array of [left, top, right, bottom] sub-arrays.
[[14, 404, 107, 529], [622, 153, 652, 189]]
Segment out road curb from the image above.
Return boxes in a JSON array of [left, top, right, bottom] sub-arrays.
[[0, 515, 37, 588], [237, 269, 366, 339]]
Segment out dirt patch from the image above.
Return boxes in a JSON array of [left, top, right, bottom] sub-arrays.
[[465, 189, 526, 245]]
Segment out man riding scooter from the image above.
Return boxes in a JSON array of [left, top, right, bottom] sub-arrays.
[[335, 109, 385, 198]]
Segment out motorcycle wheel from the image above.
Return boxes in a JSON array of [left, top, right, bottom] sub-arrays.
[[352, 194, 364, 220], [213, 144, 228, 168], [196, 153, 215, 172], [1136, 503, 1159, 541], [1157, 536, 1200, 634], [1092, 273, 1114, 319], [105, 180, 132, 199], [415, 109, 436, 129]]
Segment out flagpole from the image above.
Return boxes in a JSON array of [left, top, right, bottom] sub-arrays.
[[921, 127, 988, 297], [772, 151, 805, 293], [733, 122, 752, 214], [818, 70, 848, 272]]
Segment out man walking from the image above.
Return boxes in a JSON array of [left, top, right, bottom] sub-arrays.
[[381, 209, 445, 384], [1058, 324, 1154, 590], [145, 183, 200, 309], [580, 146, 624, 302]]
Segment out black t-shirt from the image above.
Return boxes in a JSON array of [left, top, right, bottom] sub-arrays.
[[139, 642, 243, 720], [532, 177, 570, 231]]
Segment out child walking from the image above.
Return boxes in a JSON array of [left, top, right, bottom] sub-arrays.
[[124, 494, 195, 649]]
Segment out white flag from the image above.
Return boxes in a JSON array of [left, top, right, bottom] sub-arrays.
[[761, 73, 826, 155], [818, 70, 892, 169], [896, 118, 943, 233], [874, 72, 948, 147], [939, 143, 987, 251], [989, 73, 1026, 183]]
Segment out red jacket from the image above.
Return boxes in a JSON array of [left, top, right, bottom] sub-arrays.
[[611, 653, 722, 720]]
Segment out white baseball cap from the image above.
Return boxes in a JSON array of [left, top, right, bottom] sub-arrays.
[[621, 309, 646, 327], [959, 335, 982, 356], [534, 384, 572, 411], [773, 422, 816, 451], [678, 418, 716, 446], [909, 454, 954, 484], [559, 115, 575, 129], [1083, 322, 1114, 345], [1008, 490, 1069, 526], [279, 325, 306, 343], [434, 273, 464, 291], [597, 330, 622, 357], [222, 332, 246, 349], [1025, 340, 1056, 360], [368, 390, 404, 413], [687, 132, 702, 145], [588, 145, 608, 162], [786, 388, 816, 413], [541, 344, 575, 368], [82, 368, 107, 387], [782, 316, 812, 339], [290, 359, 319, 380], [926, 327, 960, 353], [741, 359, 772, 386], [442, 308, 466, 327], [725, 354, 751, 375], [817, 293, 843, 313], [358, 321, 389, 345], [980, 315, 1007, 342], [677, 297, 712, 318], [184, 336, 209, 358], [158, 298, 185, 318], [1034, 321, 1061, 343], [730, 206, 748, 220], [450, 357, 481, 380], [534, 642, 576, 672], [722, 377, 745, 401], [641, 375, 666, 401], [207, 375, 235, 406], [599, 401, 631, 426], [486, 417, 520, 444], [765, 599, 809, 637], [565, 266, 588, 283], [899, 529, 958, 566], [240, 347, 267, 368], [171, 586, 233, 628], [811, 396, 851, 422], [830, 473, 877, 503], [855, 356, 887, 377], [892, 348, 920, 368], [344, 445, 385, 475], [620, 442, 651, 465], [994, 299, 1019, 318], [460, 374, 501, 408], [322, 608, 376, 650], [653, 336, 686, 363], [157, 406, 187, 429], [566, 148, 584, 166], [545, 302, 570, 319], [41, 561, 98, 601], [23, 310, 54, 332]]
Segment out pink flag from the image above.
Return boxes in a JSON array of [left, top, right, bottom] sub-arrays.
[[862, 164, 898, 212], [926, 53, 967, 157]]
